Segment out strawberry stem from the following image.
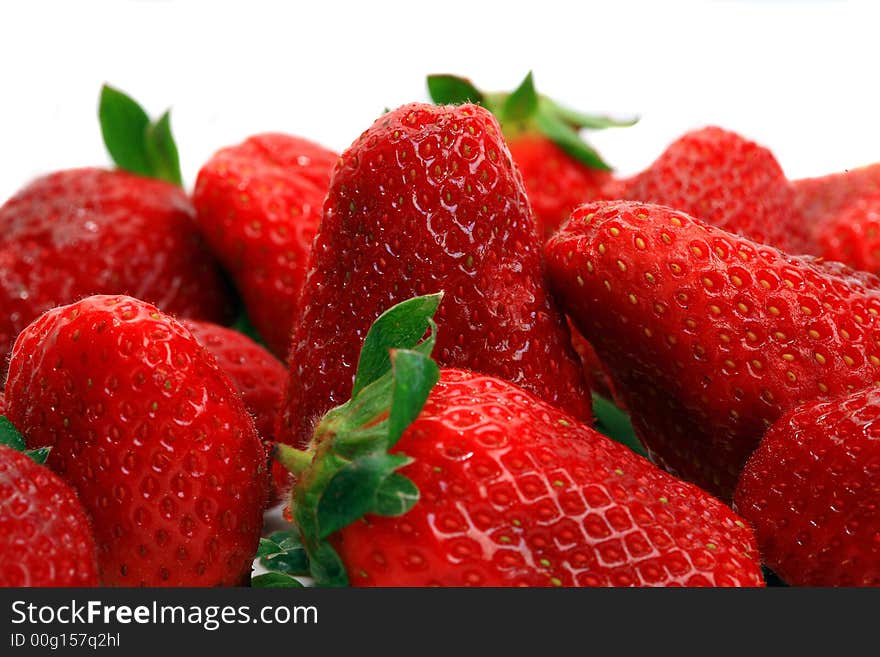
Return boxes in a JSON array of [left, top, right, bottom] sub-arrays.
[[274, 444, 313, 477], [280, 293, 444, 587]]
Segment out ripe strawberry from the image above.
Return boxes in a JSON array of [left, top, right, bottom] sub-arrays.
[[621, 126, 806, 253], [276, 294, 763, 587], [735, 385, 880, 586], [280, 102, 590, 448], [0, 419, 98, 587], [4, 295, 266, 586], [182, 319, 291, 504], [545, 200, 880, 500], [568, 319, 615, 401], [427, 73, 635, 237], [814, 194, 880, 274], [0, 86, 235, 371], [193, 134, 337, 357], [793, 162, 880, 228]]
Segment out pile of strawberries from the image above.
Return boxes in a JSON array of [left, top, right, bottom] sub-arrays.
[[2, 73, 879, 588]]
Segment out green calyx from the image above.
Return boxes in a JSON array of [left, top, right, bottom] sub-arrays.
[[277, 293, 444, 587], [0, 416, 50, 464], [426, 71, 638, 171], [98, 84, 183, 186]]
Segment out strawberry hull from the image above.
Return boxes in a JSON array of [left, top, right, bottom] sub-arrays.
[[331, 369, 763, 587]]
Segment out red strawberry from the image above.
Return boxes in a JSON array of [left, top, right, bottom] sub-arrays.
[[4, 295, 266, 586], [735, 385, 880, 586], [0, 86, 235, 371], [0, 419, 98, 587], [621, 126, 806, 253], [182, 319, 290, 504], [0, 170, 234, 368], [427, 73, 635, 237], [814, 194, 880, 274], [279, 102, 591, 448], [545, 200, 880, 500], [193, 134, 337, 357], [277, 294, 763, 587], [568, 319, 616, 402], [793, 162, 880, 228]]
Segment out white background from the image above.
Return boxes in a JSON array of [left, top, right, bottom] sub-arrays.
[[1, 0, 879, 202]]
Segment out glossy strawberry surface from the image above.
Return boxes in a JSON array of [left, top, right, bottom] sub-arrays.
[[182, 319, 290, 503], [622, 127, 806, 253], [5, 295, 265, 586], [0, 444, 99, 587], [335, 369, 763, 587], [735, 386, 880, 586], [0, 168, 235, 370], [546, 200, 880, 499], [193, 134, 337, 357], [508, 134, 613, 237], [281, 103, 590, 447]]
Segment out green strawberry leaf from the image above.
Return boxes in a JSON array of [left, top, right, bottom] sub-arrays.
[[387, 348, 440, 447], [257, 530, 310, 576], [251, 573, 304, 588], [0, 416, 50, 464], [549, 101, 639, 130], [282, 294, 444, 587], [144, 110, 183, 186], [373, 472, 419, 516], [99, 85, 152, 177], [351, 292, 442, 397], [99, 84, 183, 186], [592, 394, 647, 457], [0, 416, 26, 452], [535, 110, 612, 171], [426, 72, 637, 172], [426, 74, 485, 106], [501, 71, 539, 124], [25, 447, 51, 465], [316, 452, 412, 539]]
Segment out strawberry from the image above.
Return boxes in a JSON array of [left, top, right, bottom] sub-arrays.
[[0, 85, 235, 371], [279, 102, 591, 448], [427, 72, 635, 237], [275, 294, 763, 587], [814, 194, 880, 274], [193, 134, 337, 358], [4, 295, 266, 586], [793, 162, 880, 228], [182, 319, 290, 504], [545, 200, 880, 500], [735, 385, 880, 586], [621, 126, 807, 253], [0, 418, 98, 587]]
